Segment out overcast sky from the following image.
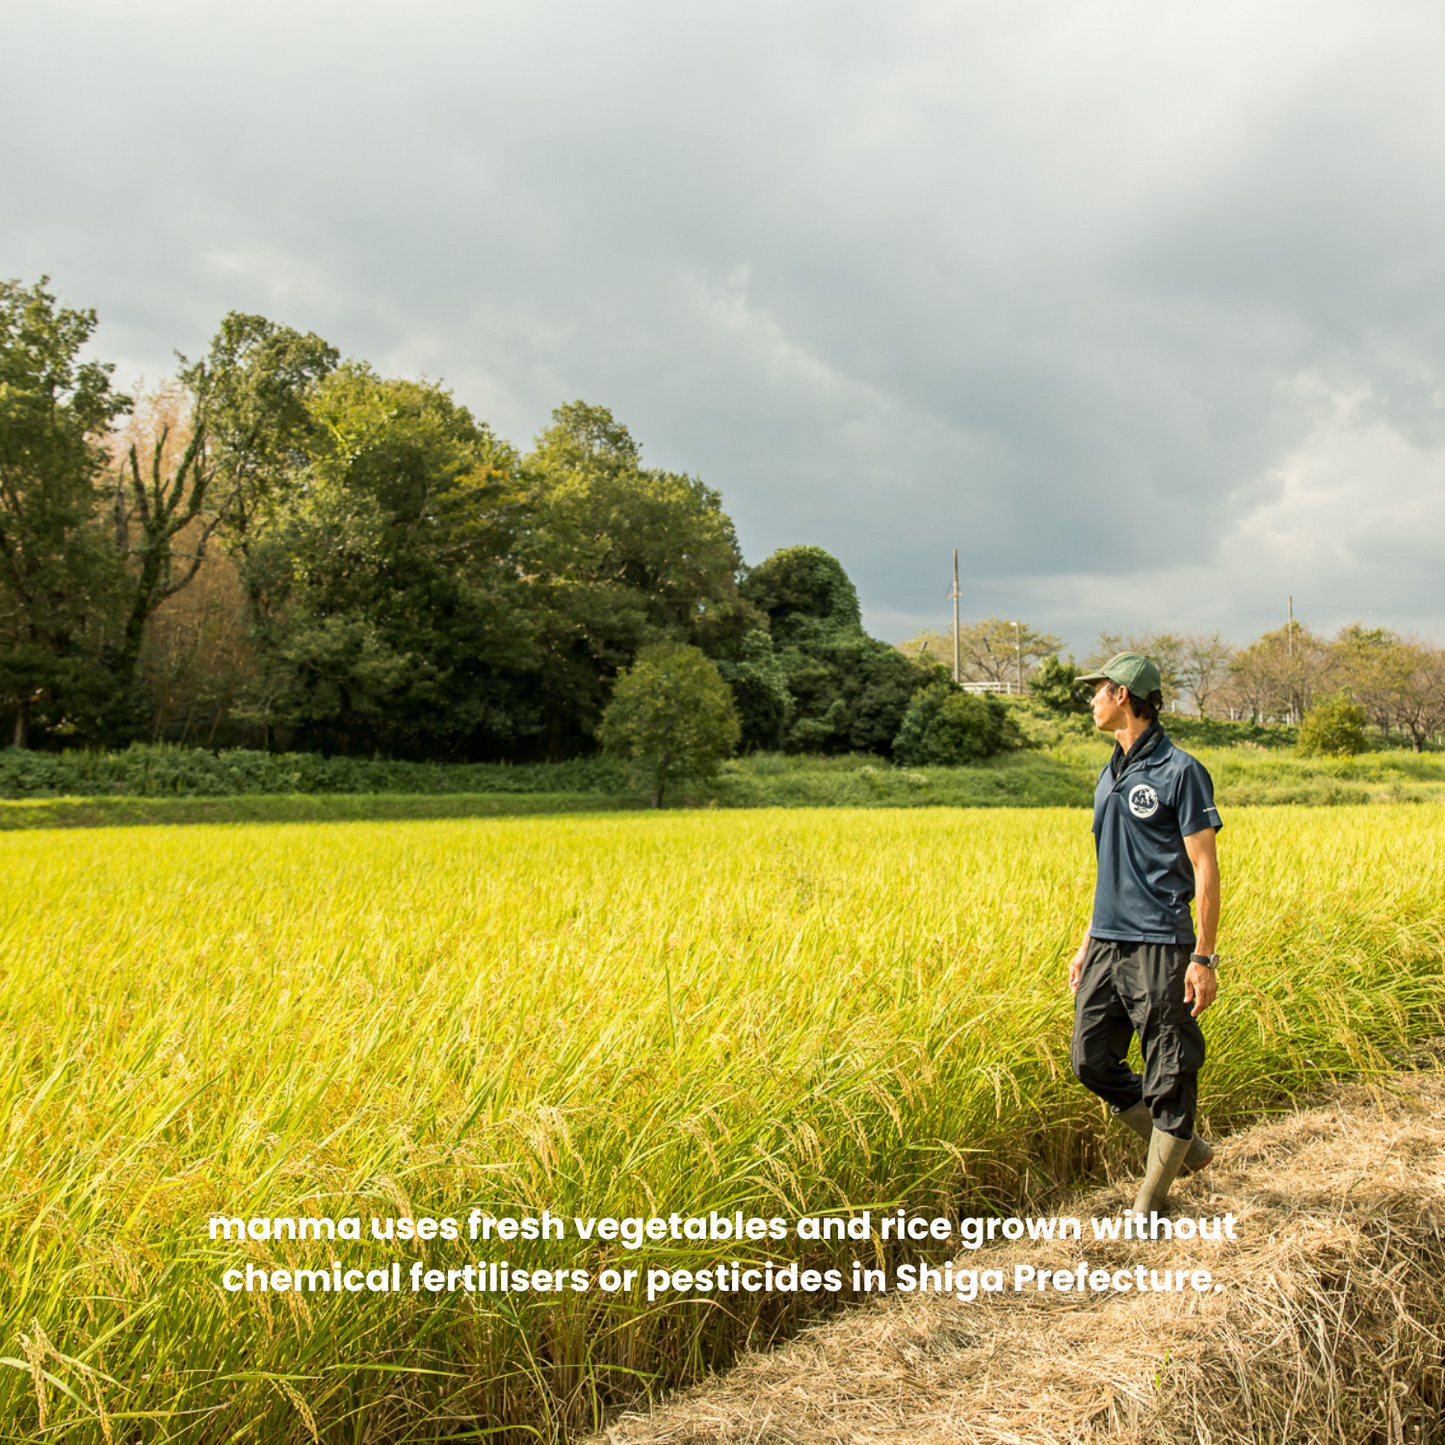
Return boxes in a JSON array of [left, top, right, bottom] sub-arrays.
[[4, 0, 1444, 653]]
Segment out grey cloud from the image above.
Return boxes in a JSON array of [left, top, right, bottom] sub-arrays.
[[3, 0, 1443, 653]]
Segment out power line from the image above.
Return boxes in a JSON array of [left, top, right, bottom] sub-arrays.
[[951, 578, 1250, 633]]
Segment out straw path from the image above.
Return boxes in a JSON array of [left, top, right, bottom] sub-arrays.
[[593, 1063, 1445, 1445]]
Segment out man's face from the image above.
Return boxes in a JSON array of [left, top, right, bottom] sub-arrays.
[[1091, 678, 1129, 733]]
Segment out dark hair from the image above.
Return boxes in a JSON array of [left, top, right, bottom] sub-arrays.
[[1127, 689, 1163, 723]]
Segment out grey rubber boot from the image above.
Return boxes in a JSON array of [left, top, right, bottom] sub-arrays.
[[1132, 1130, 1192, 1216], [1182, 1133, 1214, 1173], [1111, 1101, 1153, 1145], [1111, 1102, 1214, 1174]]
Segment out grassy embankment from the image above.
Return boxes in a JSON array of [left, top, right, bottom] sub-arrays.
[[1, 806, 1442, 1440], [2, 721, 1444, 828]]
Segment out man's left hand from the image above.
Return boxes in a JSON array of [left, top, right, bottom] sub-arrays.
[[1184, 961, 1218, 1018]]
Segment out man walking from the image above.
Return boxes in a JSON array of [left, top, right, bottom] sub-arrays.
[[1067, 652, 1222, 1216]]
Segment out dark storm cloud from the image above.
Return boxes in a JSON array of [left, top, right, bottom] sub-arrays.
[[4, 0, 1444, 650]]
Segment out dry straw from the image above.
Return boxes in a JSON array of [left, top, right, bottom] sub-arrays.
[[596, 1064, 1445, 1445]]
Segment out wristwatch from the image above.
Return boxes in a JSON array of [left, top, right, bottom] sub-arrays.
[[1190, 952, 1220, 970]]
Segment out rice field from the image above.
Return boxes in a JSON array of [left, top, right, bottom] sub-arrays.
[[1, 805, 1442, 1442]]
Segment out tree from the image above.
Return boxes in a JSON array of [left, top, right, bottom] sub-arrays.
[[1328, 624, 1414, 738], [526, 402, 757, 648], [241, 364, 536, 756], [109, 377, 233, 697], [521, 402, 760, 754], [0, 278, 130, 746], [191, 312, 339, 544], [1390, 644, 1445, 752], [1223, 622, 1327, 724], [1028, 654, 1089, 714], [904, 616, 1063, 690], [89, 316, 341, 733], [742, 545, 861, 642], [742, 547, 941, 755], [598, 643, 740, 806], [1176, 631, 1235, 717], [1296, 692, 1369, 757], [892, 682, 1023, 766]]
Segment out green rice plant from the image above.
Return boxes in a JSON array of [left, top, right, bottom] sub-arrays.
[[0, 806, 1440, 1441]]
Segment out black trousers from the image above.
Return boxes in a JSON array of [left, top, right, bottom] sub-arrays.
[[1070, 938, 1206, 1141]]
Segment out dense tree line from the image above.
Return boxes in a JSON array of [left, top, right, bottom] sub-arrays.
[[1, 278, 947, 760], [907, 618, 1445, 751], [10, 275, 1437, 763], [1085, 625, 1445, 749]]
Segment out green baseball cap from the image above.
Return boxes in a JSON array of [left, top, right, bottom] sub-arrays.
[[1077, 651, 1162, 695]]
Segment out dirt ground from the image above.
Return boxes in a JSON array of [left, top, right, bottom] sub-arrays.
[[590, 1062, 1445, 1445]]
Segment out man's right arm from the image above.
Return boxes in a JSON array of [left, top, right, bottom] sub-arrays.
[[1068, 927, 1092, 994]]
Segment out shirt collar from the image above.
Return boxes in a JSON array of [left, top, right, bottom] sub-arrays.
[[1109, 721, 1168, 781]]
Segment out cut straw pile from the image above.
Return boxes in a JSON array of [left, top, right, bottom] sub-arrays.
[[593, 1061, 1445, 1445]]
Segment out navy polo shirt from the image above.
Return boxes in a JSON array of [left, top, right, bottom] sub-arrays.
[[1090, 733, 1222, 947]]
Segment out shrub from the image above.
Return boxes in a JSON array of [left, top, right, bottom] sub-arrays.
[[892, 684, 1023, 766], [0, 742, 628, 798], [1297, 693, 1370, 758], [1028, 655, 1090, 715]]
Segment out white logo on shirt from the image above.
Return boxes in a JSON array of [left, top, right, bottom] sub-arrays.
[[1128, 783, 1160, 818]]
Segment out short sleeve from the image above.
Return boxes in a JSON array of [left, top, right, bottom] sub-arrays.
[[1174, 758, 1222, 837]]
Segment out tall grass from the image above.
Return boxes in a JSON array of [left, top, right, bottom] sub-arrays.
[[0, 743, 628, 799], [0, 807, 1441, 1441]]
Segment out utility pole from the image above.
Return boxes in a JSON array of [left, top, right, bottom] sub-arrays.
[[1288, 595, 1296, 724], [949, 550, 961, 684], [1015, 620, 1023, 695]]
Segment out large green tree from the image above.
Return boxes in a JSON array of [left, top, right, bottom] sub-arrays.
[[520, 402, 760, 754], [0, 278, 130, 746], [740, 546, 940, 755], [241, 364, 537, 756], [192, 312, 340, 542]]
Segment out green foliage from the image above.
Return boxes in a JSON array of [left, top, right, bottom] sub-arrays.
[[243, 366, 539, 756], [714, 628, 792, 750], [521, 402, 760, 752], [740, 546, 939, 756], [8, 735, 1445, 817], [1165, 714, 1298, 750], [1028, 654, 1089, 714], [0, 741, 626, 798], [1297, 692, 1371, 758], [714, 749, 1093, 808], [525, 403, 759, 655], [598, 643, 741, 806], [0, 277, 131, 745], [189, 311, 339, 538], [741, 544, 861, 642], [781, 632, 939, 755], [892, 682, 1024, 766]]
